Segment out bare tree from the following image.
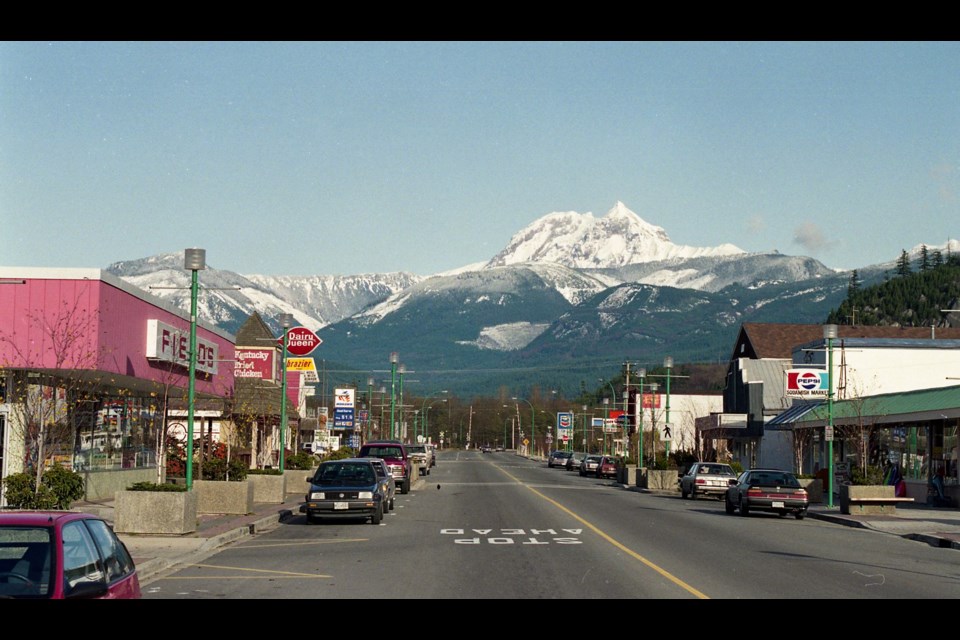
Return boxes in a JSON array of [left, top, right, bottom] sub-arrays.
[[0, 296, 110, 490]]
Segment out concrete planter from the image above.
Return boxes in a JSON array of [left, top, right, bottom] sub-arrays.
[[617, 465, 639, 486], [840, 484, 892, 514], [799, 478, 823, 503], [114, 490, 197, 535], [646, 469, 679, 491], [284, 469, 315, 495], [248, 473, 287, 504], [194, 479, 254, 515]]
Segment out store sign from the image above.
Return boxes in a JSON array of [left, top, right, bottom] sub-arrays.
[[556, 412, 573, 430], [146, 320, 218, 374], [641, 393, 661, 409], [334, 388, 355, 408], [786, 369, 829, 397], [234, 348, 276, 380], [334, 407, 355, 430]]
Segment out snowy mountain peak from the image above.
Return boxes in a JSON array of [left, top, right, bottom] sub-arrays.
[[485, 202, 744, 270]]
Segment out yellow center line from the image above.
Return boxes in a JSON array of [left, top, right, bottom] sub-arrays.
[[156, 574, 332, 580], [236, 538, 368, 550], [191, 564, 329, 578], [495, 464, 709, 599]]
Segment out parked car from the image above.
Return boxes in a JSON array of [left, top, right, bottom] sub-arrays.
[[596, 455, 618, 479], [580, 455, 602, 476], [481, 445, 492, 453], [359, 441, 412, 494], [406, 443, 432, 477], [0, 510, 141, 599], [565, 451, 586, 471], [303, 458, 387, 525], [680, 462, 737, 500], [367, 457, 396, 512], [426, 443, 438, 467], [548, 451, 573, 468], [725, 468, 809, 519]]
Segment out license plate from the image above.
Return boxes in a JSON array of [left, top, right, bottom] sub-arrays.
[[334, 502, 349, 510], [772, 501, 785, 508]]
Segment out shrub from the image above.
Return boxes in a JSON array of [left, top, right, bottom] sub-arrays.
[[200, 457, 249, 481], [2, 465, 85, 510], [42, 464, 85, 509], [729, 461, 744, 474], [127, 481, 187, 492], [285, 451, 316, 470], [851, 465, 885, 485], [247, 468, 283, 476], [320, 448, 356, 462]]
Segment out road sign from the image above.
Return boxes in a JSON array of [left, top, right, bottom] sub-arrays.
[[281, 327, 322, 356], [825, 425, 834, 442]]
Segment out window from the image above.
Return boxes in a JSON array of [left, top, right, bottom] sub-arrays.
[[85, 519, 134, 582], [61, 521, 104, 592]]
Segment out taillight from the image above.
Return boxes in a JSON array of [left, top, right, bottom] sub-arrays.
[[747, 488, 763, 496], [796, 489, 808, 496], [695, 478, 706, 485]]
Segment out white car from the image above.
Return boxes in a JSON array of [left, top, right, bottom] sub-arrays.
[[680, 462, 737, 500]]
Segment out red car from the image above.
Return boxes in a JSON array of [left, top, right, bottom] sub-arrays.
[[0, 510, 141, 599], [596, 456, 618, 479]]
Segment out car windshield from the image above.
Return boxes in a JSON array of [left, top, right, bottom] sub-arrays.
[[364, 446, 403, 459], [0, 526, 53, 598], [315, 463, 377, 486], [750, 472, 800, 488], [408, 446, 426, 454]]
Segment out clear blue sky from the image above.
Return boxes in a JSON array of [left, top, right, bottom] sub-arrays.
[[2, 41, 958, 276]]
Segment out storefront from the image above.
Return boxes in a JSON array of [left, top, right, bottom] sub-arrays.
[[0, 268, 235, 503]]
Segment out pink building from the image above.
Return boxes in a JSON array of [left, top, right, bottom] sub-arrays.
[[0, 268, 236, 502]]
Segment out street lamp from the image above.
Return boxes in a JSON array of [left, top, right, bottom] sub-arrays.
[[184, 248, 205, 491], [277, 313, 293, 472], [648, 382, 659, 465], [824, 324, 838, 509], [389, 352, 399, 440], [513, 397, 536, 459], [423, 398, 447, 444], [664, 356, 673, 458], [420, 390, 448, 442], [636, 368, 646, 467], [398, 363, 406, 440], [367, 376, 375, 443]]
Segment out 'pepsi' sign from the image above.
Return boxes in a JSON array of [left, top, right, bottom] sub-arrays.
[[786, 369, 829, 397]]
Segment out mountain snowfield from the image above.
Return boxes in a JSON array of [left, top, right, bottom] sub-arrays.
[[485, 201, 744, 269]]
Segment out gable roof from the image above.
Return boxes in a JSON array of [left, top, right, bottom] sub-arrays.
[[734, 323, 960, 361], [235, 312, 277, 347]]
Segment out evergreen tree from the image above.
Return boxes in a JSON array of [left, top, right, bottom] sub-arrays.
[[919, 244, 930, 271], [895, 249, 912, 277], [932, 249, 944, 268], [847, 269, 860, 298]]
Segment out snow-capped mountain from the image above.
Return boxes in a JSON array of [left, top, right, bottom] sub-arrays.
[[486, 201, 744, 269], [102, 201, 945, 396], [106, 253, 419, 335]]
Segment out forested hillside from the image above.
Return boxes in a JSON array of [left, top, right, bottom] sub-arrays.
[[827, 247, 960, 326]]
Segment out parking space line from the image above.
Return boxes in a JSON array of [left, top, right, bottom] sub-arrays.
[[494, 464, 709, 599]]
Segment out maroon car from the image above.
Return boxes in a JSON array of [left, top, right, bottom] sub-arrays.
[[0, 511, 141, 599], [359, 441, 412, 494], [596, 456, 618, 479]]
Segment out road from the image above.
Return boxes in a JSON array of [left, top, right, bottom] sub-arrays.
[[142, 450, 959, 599]]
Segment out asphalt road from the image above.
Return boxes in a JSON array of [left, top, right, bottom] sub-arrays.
[[142, 450, 960, 599]]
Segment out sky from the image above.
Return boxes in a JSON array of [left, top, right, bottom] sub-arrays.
[[2, 41, 958, 277]]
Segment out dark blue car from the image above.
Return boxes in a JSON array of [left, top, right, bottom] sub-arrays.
[[302, 458, 386, 525]]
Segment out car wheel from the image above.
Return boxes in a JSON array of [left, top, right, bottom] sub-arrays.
[[739, 497, 750, 517], [371, 504, 383, 525], [400, 478, 410, 494], [795, 511, 806, 520], [778, 511, 789, 518], [724, 495, 735, 514]]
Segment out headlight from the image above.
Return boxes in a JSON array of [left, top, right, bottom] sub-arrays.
[[358, 491, 373, 500], [310, 492, 325, 500]]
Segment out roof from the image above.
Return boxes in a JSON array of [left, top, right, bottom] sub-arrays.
[[0, 511, 95, 526], [791, 385, 960, 427], [235, 312, 278, 347], [735, 323, 960, 361], [766, 401, 824, 426], [741, 359, 792, 412]]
